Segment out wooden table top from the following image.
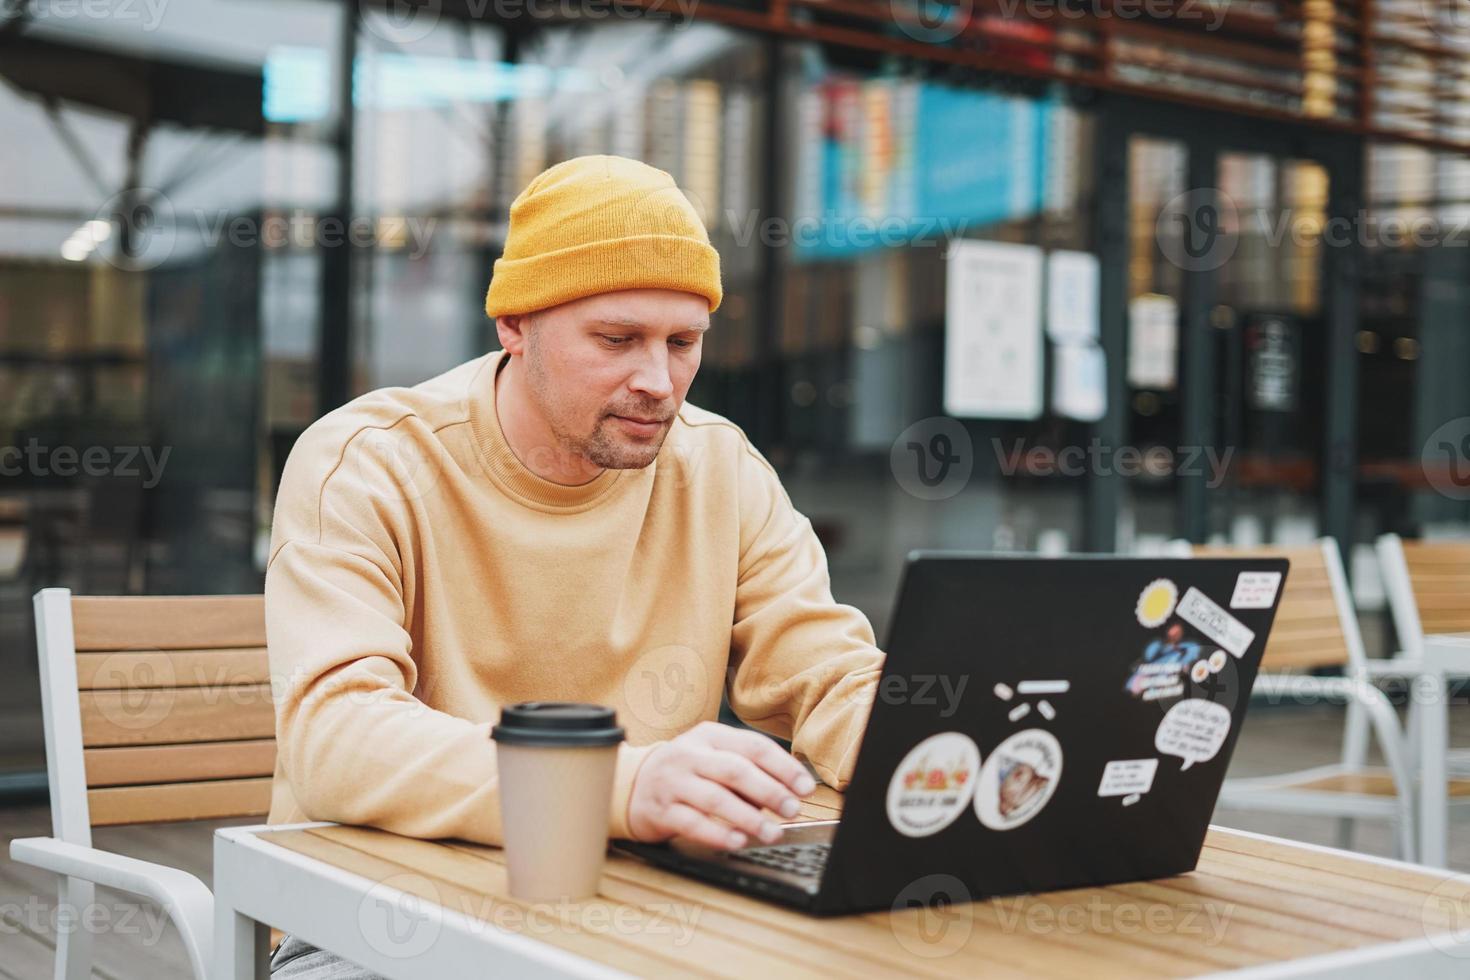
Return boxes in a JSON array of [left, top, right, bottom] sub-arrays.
[[259, 787, 1469, 978]]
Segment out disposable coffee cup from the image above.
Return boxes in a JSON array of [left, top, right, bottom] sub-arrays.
[[491, 702, 625, 902]]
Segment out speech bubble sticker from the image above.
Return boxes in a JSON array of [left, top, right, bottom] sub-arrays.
[[886, 732, 982, 838], [1155, 699, 1232, 771], [1136, 578, 1179, 628]]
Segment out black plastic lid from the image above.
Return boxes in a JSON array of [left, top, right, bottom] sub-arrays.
[[491, 702, 625, 748]]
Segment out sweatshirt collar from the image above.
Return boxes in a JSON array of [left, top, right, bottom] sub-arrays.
[[469, 350, 623, 510]]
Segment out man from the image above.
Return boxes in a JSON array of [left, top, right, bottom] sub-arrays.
[[266, 156, 885, 976]]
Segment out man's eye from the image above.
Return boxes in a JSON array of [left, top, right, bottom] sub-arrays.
[[601, 336, 631, 346], [670, 338, 696, 350]]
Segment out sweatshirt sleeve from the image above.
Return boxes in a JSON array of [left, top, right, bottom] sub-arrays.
[[725, 442, 885, 789], [266, 426, 656, 844]]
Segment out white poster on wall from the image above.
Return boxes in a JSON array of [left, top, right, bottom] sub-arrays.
[[1127, 293, 1179, 390], [1052, 341, 1107, 422], [1045, 249, 1099, 344], [944, 240, 1044, 419]]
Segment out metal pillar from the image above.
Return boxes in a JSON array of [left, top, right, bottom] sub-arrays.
[[318, 2, 358, 414], [1086, 96, 1130, 553]]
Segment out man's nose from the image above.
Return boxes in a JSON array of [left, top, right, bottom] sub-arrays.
[[629, 346, 674, 401]]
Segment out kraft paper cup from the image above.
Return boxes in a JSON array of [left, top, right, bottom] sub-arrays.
[[492, 702, 625, 902]]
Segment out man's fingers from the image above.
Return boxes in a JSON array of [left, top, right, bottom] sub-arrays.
[[679, 778, 782, 844], [665, 802, 747, 850], [707, 728, 817, 796], [695, 751, 800, 819]]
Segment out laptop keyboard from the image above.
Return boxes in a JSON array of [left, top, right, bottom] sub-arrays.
[[728, 842, 831, 879]]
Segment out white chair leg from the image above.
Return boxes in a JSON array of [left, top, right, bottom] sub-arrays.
[[1342, 695, 1370, 769], [1333, 818, 1355, 852], [55, 875, 95, 980], [1406, 695, 1423, 774]]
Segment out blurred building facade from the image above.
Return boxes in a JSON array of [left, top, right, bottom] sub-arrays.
[[2, 0, 1470, 780]]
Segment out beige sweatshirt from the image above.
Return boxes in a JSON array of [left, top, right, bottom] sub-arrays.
[[264, 349, 885, 843]]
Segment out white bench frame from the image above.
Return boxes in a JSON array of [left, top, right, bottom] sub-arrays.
[[7, 588, 216, 980]]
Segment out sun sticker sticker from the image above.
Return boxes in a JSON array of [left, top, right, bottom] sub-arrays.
[[974, 729, 1063, 831], [1135, 579, 1179, 629], [886, 732, 981, 838]]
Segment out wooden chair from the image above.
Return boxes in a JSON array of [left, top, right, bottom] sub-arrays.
[[1193, 538, 1430, 860], [1376, 534, 1470, 765], [9, 588, 274, 980], [1377, 534, 1470, 661]]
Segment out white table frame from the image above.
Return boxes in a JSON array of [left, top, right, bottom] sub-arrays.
[[214, 823, 1470, 979], [1417, 634, 1470, 868]]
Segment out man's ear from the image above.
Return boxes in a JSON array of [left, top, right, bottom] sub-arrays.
[[495, 313, 531, 355]]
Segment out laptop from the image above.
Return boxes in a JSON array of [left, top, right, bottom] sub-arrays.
[[616, 552, 1290, 914]]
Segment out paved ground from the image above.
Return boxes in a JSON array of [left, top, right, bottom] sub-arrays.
[[3, 702, 1469, 979]]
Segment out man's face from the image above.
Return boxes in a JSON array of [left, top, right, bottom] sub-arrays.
[[519, 288, 709, 470]]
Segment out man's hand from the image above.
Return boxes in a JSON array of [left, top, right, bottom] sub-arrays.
[[626, 721, 818, 850]]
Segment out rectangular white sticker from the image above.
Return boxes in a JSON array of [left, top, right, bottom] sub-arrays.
[[1231, 571, 1283, 609], [1098, 759, 1159, 797], [1176, 586, 1256, 658]]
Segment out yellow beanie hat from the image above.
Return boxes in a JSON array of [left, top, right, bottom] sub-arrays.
[[484, 155, 723, 317]]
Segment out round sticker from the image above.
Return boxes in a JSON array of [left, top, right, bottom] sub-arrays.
[[1136, 579, 1179, 628], [974, 729, 1063, 831], [1208, 649, 1227, 674], [1190, 659, 1211, 684], [886, 732, 982, 838]]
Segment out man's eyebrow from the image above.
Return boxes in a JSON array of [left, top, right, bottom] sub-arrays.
[[593, 318, 710, 333]]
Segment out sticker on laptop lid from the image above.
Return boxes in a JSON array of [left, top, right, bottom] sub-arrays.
[[1156, 698, 1231, 771], [1175, 587, 1255, 658], [1097, 758, 1159, 799], [1135, 579, 1179, 628], [1123, 622, 1201, 702], [1231, 571, 1283, 609], [886, 732, 981, 838], [974, 729, 1062, 831]]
